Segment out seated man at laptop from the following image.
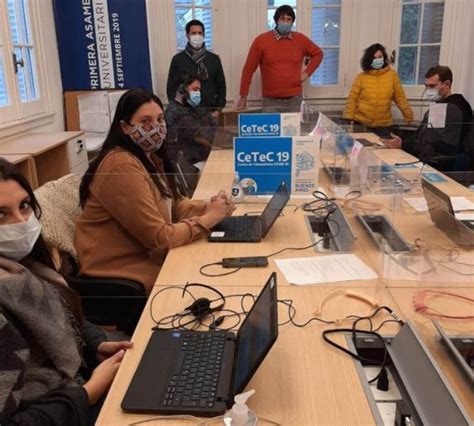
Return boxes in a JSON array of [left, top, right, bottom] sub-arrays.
[[165, 74, 217, 171], [384, 66, 472, 168]]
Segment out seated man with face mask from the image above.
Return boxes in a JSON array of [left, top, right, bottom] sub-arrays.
[[383, 65, 472, 167], [165, 74, 217, 170]]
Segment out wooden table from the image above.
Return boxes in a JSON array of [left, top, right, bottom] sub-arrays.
[[97, 140, 473, 425], [0, 131, 85, 185], [97, 285, 402, 426], [0, 153, 38, 188]]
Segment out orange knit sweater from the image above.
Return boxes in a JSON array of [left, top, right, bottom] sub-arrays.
[[239, 31, 323, 98]]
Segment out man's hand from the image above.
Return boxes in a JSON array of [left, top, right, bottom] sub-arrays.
[[300, 72, 309, 83], [381, 132, 402, 149], [211, 110, 220, 119], [97, 341, 133, 362], [236, 97, 247, 109]]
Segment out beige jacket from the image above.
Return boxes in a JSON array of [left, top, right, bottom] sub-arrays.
[[75, 149, 208, 292]]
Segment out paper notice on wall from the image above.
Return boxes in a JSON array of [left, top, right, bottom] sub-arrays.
[[291, 135, 320, 194], [428, 103, 447, 128], [108, 90, 127, 118], [78, 91, 111, 132]]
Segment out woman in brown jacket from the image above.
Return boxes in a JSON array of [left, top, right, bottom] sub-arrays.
[[75, 89, 235, 293]]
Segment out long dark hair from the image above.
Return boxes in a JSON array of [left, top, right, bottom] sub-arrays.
[[79, 89, 178, 207], [0, 158, 83, 327], [360, 43, 389, 72]]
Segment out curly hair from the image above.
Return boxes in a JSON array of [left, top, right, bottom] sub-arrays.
[[360, 43, 389, 72]]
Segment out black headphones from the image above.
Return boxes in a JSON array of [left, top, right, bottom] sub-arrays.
[[182, 283, 225, 319]]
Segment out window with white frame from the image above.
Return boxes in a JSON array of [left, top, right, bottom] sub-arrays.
[[398, 0, 445, 85], [310, 0, 341, 86], [175, 0, 213, 51], [7, 0, 39, 102], [0, 0, 46, 125], [267, 0, 297, 31]]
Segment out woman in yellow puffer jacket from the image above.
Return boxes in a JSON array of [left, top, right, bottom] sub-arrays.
[[343, 43, 413, 137]]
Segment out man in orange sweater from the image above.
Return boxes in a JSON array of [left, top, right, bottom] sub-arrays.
[[237, 4, 323, 113]]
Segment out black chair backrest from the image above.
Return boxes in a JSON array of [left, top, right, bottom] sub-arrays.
[[172, 151, 200, 198]]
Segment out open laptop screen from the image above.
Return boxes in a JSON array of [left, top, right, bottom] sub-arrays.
[[260, 181, 290, 237], [232, 273, 278, 395]]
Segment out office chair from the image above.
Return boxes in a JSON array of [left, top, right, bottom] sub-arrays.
[[170, 150, 200, 198], [34, 174, 146, 335]]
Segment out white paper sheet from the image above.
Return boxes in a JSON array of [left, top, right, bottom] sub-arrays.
[[274, 254, 378, 285], [404, 197, 429, 212], [428, 103, 447, 128], [450, 196, 474, 212], [79, 111, 110, 132]]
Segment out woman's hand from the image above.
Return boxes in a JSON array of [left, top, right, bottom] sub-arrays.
[[202, 191, 236, 228], [97, 341, 133, 362], [83, 349, 126, 405]]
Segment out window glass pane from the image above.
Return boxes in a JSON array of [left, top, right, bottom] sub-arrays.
[[398, 46, 417, 85], [24, 47, 38, 100], [194, 8, 212, 50], [400, 4, 420, 44], [417, 45, 440, 84], [175, 7, 192, 50], [7, 0, 20, 45], [311, 7, 340, 46], [0, 51, 9, 107], [14, 47, 27, 102], [421, 3, 444, 44], [175, 0, 191, 4], [268, 0, 296, 7], [313, 0, 341, 5], [194, 0, 211, 5], [311, 48, 339, 85]]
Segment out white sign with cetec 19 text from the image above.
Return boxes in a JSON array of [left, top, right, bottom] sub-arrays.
[[238, 113, 301, 137], [234, 135, 319, 195]]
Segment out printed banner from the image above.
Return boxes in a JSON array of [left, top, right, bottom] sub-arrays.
[[53, 0, 152, 90]]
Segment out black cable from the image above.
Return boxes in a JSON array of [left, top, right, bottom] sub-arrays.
[[149, 285, 196, 326], [278, 299, 336, 326], [199, 261, 242, 277]]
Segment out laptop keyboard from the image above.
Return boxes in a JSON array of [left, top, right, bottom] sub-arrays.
[[162, 332, 226, 409], [222, 216, 258, 236]]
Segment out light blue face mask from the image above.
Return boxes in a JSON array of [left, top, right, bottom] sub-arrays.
[[371, 58, 384, 69], [277, 22, 293, 35], [188, 90, 201, 107]]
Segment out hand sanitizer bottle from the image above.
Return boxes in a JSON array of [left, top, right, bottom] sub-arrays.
[[224, 390, 257, 426], [231, 171, 245, 203]]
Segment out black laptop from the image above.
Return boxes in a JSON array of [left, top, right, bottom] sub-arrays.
[[208, 181, 290, 242], [121, 272, 279, 416], [422, 178, 474, 246]]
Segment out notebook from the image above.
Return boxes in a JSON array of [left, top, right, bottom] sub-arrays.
[[121, 272, 279, 416], [208, 181, 290, 242]]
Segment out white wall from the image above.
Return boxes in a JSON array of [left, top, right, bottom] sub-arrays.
[[36, 0, 64, 132]]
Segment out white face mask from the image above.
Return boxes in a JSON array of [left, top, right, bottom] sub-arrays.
[[424, 88, 442, 102], [0, 213, 42, 261], [189, 34, 204, 49]]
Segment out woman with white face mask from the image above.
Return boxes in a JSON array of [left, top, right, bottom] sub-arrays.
[[343, 43, 413, 137], [76, 89, 235, 294], [0, 158, 133, 425]]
